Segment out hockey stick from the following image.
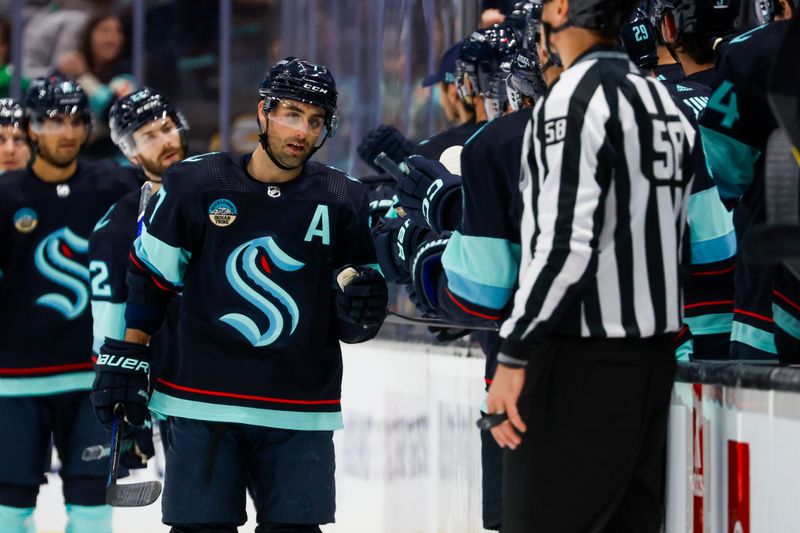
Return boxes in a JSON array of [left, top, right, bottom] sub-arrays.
[[83, 430, 163, 462], [386, 310, 499, 331], [105, 407, 162, 507]]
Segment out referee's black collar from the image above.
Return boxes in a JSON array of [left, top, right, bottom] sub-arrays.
[[572, 44, 628, 67]]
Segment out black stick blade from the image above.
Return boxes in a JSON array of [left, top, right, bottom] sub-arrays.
[[106, 481, 162, 507]]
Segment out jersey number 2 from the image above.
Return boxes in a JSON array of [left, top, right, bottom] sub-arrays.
[[90, 260, 112, 297]]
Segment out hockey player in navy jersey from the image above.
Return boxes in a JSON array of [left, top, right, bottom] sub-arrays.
[[655, 0, 739, 359], [698, 3, 796, 360], [88, 87, 189, 462], [412, 25, 518, 173], [373, 18, 548, 530], [0, 75, 137, 533], [646, 0, 686, 81], [91, 58, 388, 532], [0, 99, 31, 173]]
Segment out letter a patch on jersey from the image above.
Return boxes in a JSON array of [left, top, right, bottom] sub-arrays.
[[304, 204, 330, 245]]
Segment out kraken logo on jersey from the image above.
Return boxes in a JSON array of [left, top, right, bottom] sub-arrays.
[[33, 227, 90, 320], [220, 236, 305, 347]]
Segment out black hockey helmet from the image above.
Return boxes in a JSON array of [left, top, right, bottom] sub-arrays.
[[665, 0, 739, 38], [109, 87, 189, 158], [566, 0, 639, 30], [0, 98, 26, 130], [620, 8, 659, 69], [485, 55, 515, 119], [455, 25, 519, 101], [259, 57, 339, 136], [507, 2, 536, 41], [23, 75, 91, 129], [506, 48, 547, 110]]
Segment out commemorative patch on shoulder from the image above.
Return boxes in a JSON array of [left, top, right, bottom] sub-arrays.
[[208, 199, 237, 227], [13, 207, 38, 233]]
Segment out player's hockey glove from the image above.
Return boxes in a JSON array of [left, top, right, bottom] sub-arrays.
[[358, 125, 415, 172], [371, 217, 434, 284], [407, 233, 451, 317], [91, 338, 152, 428], [121, 418, 156, 469], [397, 155, 462, 233], [335, 266, 389, 327]]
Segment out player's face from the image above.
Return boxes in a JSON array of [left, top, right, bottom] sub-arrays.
[[131, 116, 184, 178], [265, 99, 326, 168], [31, 114, 88, 168], [438, 81, 457, 122], [0, 125, 30, 171]]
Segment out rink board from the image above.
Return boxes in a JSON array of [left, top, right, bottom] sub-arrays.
[[32, 345, 800, 532]]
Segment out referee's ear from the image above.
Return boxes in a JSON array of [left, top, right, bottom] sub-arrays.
[[550, 0, 570, 26]]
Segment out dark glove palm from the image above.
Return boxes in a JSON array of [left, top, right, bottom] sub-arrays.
[[397, 155, 462, 232]]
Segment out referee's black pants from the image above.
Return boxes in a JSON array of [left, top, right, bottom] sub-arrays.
[[502, 334, 676, 533]]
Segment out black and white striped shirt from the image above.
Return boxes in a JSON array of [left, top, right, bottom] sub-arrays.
[[499, 47, 696, 366]]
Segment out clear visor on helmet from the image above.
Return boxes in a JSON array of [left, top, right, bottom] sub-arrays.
[[119, 113, 188, 159], [265, 97, 338, 149], [506, 75, 525, 112], [30, 110, 91, 135]]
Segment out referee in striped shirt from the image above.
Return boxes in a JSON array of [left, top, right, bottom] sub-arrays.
[[485, 0, 696, 531]]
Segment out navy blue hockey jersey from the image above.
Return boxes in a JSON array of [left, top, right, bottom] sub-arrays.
[[437, 110, 529, 381], [89, 188, 141, 353], [655, 62, 685, 83], [0, 160, 138, 395], [127, 153, 380, 431], [412, 119, 486, 175], [663, 71, 736, 359], [698, 20, 792, 359]]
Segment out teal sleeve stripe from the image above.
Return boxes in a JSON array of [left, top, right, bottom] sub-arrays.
[[0, 372, 94, 397], [88, 85, 113, 115], [0, 504, 35, 533], [731, 321, 777, 355], [698, 125, 760, 201], [773, 304, 800, 341], [91, 300, 126, 353], [134, 228, 191, 286], [465, 121, 492, 146], [685, 313, 734, 335], [688, 187, 736, 243], [149, 391, 344, 431], [442, 232, 520, 309], [65, 504, 112, 533], [675, 339, 693, 361], [691, 231, 737, 264]]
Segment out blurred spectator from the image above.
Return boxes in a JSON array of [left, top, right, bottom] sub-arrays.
[[22, 1, 108, 79], [0, 98, 30, 172], [58, 10, 136, 158], [0, 17, 29, 98]]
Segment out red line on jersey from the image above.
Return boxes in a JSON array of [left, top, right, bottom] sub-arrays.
[[733, 308, 774, 324], [444, 289, 502, 321], [129, 251, 146, 271], [0, 362, 93, 376], [692, 264, 735, 276], [674, 324, 689, 342], [774, 290, 800, 314], [683, 300, 734, 310], [157, 378, 341, 406], [128, 252, 174, 293]]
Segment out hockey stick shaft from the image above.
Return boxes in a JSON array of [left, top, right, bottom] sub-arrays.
[[386, 310, 499, 331], [373, 152, 405, 182]]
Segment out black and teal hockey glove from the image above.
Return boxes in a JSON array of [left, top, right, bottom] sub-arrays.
[[408, 235, 450, 317], [371, 217, 434, 284], [335, 266, 389, 327], [358, 125, 415, 172], [120, 418, 156, 469], [397, 155, 462, 233], [91, 338, 152, 428]]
